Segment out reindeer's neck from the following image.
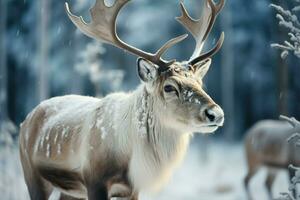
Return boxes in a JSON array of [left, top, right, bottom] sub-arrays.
[[131, 85, 186, 141], [128, 85, 191, 192]]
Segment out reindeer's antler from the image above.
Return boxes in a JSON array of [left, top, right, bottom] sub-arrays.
[[65, 0, 188, 69], [176, 0, 225, 65]]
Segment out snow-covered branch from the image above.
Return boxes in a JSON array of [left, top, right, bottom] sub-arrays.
[[274, 192, 295, 200], [270, 1, 300, 59], [280, 115, 300, 146], [288, 133, 300, 146], [276, 115, 300, 200]]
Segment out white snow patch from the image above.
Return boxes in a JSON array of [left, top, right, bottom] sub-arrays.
[[46, 143, 51, 158], [54, 132, 59, 144], [183, 89, 196, 103], [45, 130, 50, 141], [136, 91, 148, 138], [61, 126, 70, 138], [101, 127, 108, 139], [39, 134, 46, 149], [57, 143, 62, 154], [194, 98, 201, 105], [96, 118, 103, 129]]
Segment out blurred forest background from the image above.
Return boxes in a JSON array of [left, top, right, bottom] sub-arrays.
[[0, 0, 300, 199], [1, 0, 300, 141]]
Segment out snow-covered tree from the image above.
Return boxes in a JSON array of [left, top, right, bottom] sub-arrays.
[[271, 0, 300, 59], [271, 1, 300, 199], [276, 115, 300, 200], [75, 41, 125, 96]]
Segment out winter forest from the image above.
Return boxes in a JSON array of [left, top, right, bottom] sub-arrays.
[[1, 0, 300, 199]]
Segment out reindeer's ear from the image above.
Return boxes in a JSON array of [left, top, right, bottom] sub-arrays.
[[137, 58, 159, 82], [193, 58, 212, 79]]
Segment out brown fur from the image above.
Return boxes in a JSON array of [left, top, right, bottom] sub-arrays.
[[244, 120, 300, 199], [19, 96, 139, 200]]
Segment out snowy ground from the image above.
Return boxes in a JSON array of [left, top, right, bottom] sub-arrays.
[[0, 141, 291, 200], [148, 141, 290, 200]]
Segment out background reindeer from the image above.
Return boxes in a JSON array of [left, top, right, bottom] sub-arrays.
[[19, 0, 225, 199], [244, 116, 300, 199]]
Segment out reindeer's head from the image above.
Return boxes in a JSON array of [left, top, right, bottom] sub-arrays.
[[137, 58, 223, 133], [66, 0, 225, 133]]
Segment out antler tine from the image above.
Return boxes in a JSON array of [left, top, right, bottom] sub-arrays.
[[176, 0, 225, 62], [190, 32, 224, 65], [65, 0, 187, 68], [155, 34, 188, 66]]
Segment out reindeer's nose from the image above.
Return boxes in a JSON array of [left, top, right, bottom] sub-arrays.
[[204, 105, 224, 126]]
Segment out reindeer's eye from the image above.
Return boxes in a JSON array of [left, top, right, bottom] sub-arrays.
[[164, 85, 176, 93]]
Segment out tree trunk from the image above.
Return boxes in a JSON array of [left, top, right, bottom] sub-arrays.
[[277, 1, 289, 116], [71, 32, 84, 95], [0, 0, 8, 121], [278, 57, 288, 115], [0, 0, 16, 144], [38, 0, 50, 101], [220, 4, 235, 141]]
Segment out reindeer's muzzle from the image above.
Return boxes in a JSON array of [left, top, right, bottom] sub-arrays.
[[203, 104, 224, 126]]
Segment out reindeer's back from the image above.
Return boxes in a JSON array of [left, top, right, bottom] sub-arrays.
[[19, 95, 101, 167], [244, 120, 296, 167]]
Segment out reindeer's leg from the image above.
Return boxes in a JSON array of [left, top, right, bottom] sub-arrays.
[[87, 182, 108, 200], [20, 150, 52, 200], [265, 169, 276, 200], [107, 176, 138, 200], [59, 193, 85, 200], [24, 173, 52, 200], [288, 167, 297, 199], [24, 171, 53, 200], [130, 192, 139, 200], [244, 168, 258, 200], [109, 183, 132, 199], [244, 172, 252, 200]]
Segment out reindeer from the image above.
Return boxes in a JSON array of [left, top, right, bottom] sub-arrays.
[[19, 0, 225, 199], [244, 116, 300, 199]]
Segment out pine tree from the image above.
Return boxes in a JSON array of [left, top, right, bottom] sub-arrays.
[[271, 0, 300, 59]]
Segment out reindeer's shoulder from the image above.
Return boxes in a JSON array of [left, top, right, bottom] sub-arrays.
[[38, 95, 98, 113], [102, 92, 131, 101], [99, 92, 132, 111]]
